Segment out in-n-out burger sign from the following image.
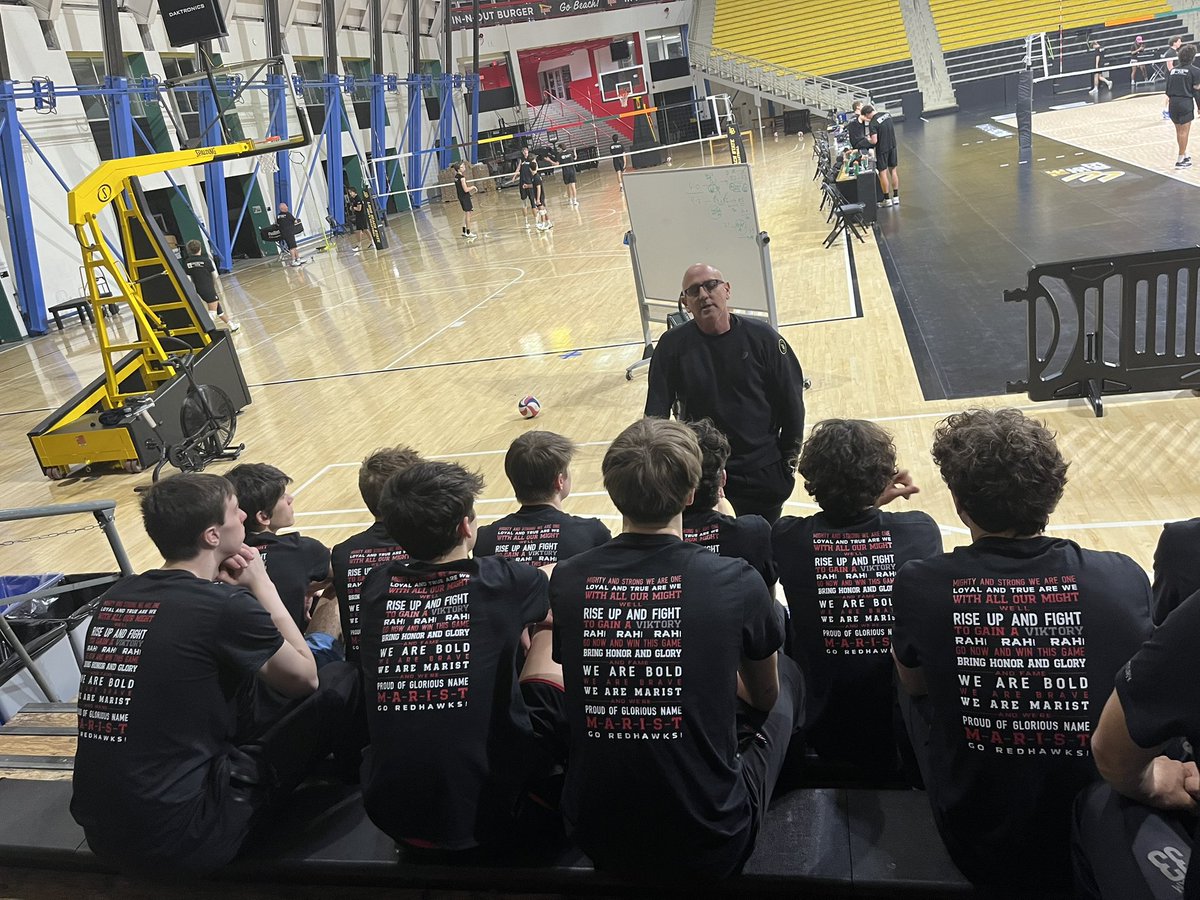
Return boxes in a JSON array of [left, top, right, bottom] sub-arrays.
[[450, 0, 668, 30]]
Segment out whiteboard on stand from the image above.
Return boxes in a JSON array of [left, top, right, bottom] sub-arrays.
[[621, 163, 774, 323]]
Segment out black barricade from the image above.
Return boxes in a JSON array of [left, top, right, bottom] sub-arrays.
[[1006, 247, 1200, 416]]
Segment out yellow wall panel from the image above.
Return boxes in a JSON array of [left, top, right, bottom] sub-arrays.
[[712, 0, 910, 75]]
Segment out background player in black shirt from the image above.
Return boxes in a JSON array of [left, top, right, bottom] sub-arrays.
[[71, 474, 355, 874], [275, 202, 302, 266], [551, 417, 802, 877], [227, 463, 341, 666], [682, 418, 776, 589], [1164, 44, 1200, 168], [609, 132, 627, 190], [846, 100, 872, 152], [511, 146, 537, 229], [346, 186, 368, 251], [646, 262, 806, 523], [774, 418, 938, 775], [333, 445, 422, 666], [182, 239, 238, 332], [559, 145, 578, 206], [1162, 36, 1183, 120], [862, 104, 899, 207], [1089, 40, 1114, 96], [452, 161, 478, 240], [475, 430, 610, 565], [358, 461, 562, 852]]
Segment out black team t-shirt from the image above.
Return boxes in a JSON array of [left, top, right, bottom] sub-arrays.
[[846, 117, 871, 151], [551, 533, 786, 877], [276, 211, 298, 236], [682, 507, 776, 588], [891, 536, 1153, 889], [518, 159, 534, 187], [1151, 517, 1200, 625], [358, 555, 549, 849], [645, 315, 806, 477], [474, 504, 610, 566], [182, 253, 217, 301], [1115, 592, 1200, 899], [773, 508, 942, 767], [870, 112, 897, 153], [454, 171, 470, 202], [610, 140, 625, 168], [71, 570, 283, 871], [331, 522, 409, 666], [245, 530, 329, 633]]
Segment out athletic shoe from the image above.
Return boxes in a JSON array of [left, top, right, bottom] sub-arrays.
[[1177, 159, 1193, 168], [352, 246, 361, 252], [536, 222, 547, 230], [1164, 109, 1172, 120], [892, 196, 900, 206], [1087, 88, 1098, 96], [544, 221, 554, 229], [227, 322, 240, 333]]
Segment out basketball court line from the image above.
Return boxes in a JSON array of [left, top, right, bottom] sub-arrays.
[[384, 268, 525, 368]]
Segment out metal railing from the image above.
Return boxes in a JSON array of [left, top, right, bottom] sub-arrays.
[[688, 41, 870, 112], [0, 499, 133, 703]]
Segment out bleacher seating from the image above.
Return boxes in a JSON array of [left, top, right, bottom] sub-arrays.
[[712, 0, 910, 77], [0, 776, 1073, 897], [930, 0, 1171, 54]]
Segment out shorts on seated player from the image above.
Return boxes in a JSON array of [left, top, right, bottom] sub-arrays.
[[681, 418, 777, 589], [474, 430, 611, 566], [773, 419, 941, 774], [550, 417, 805, 878], [227, 463, 341, 667], [891, 409, 1154, 890], [71, 474, 357, 875], [357, 461, 565, 854]]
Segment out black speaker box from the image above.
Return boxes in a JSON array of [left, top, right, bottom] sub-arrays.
[[610, 39, 631, 62], [160, 0, 228, 48]]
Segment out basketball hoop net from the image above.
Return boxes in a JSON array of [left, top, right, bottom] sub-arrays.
[[618, 86, 631, 108]]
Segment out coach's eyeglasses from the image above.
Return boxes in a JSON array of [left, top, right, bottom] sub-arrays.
[[682, 278, 725, 298]]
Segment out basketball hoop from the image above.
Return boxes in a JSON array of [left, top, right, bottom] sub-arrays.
[[618, 86, 631, 108]]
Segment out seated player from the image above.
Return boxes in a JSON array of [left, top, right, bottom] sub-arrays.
[[71, 474, 356, 875], [550, 417, 804, 878], [227, 463, 341, 667], [474, 430, 610, 566], [681, 418, 776, 589], [773, 419, 941, 774], [358, 461, 563, 854], [1074, 593, 1200, 899], [891, 408, 1154, 891], [331, 446, 422, 666], [1150, 516, 1200, 624]]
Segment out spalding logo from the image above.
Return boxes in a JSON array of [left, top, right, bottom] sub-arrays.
[[778, 338, 787, 355]]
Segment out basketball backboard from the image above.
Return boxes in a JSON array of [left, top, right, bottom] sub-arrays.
[[599, 65, 647, 102]]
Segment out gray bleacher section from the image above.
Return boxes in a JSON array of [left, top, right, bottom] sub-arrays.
[[797, 15, 1190, 115]]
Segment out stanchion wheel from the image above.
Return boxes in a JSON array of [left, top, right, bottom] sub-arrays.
[[122, 459, 143, 474], [45, 466, 66, 480]]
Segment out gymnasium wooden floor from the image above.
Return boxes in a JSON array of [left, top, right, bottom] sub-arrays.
[[0, 127, 1195, 596]]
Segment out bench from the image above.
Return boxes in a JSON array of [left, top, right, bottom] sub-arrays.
[[46, 298, 94, 331], [0, 776, 1071, 897]]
